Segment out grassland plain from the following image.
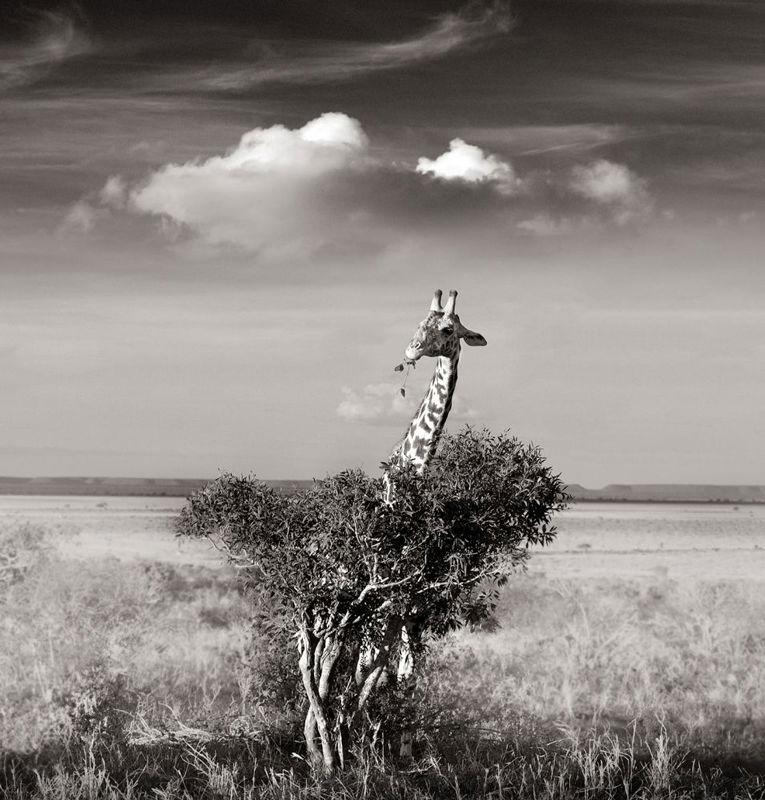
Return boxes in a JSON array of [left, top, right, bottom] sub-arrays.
[[1, 499, 764, 798]]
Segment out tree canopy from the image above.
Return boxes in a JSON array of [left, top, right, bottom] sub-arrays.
[[176, 427, 568, 772]]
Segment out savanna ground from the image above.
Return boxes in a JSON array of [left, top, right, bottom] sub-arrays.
[[1, 497, 765, 798]]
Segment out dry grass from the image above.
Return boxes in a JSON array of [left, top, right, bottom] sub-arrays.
[[1, 518, 764, 798], [433, 577, 765, 758]]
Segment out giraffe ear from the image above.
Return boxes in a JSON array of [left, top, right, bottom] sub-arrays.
[[461, 328, 487, 346]]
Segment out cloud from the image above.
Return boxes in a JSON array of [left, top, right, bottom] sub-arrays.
[[337, 383, 412, 423], [511, 124, 629, 155], [62, 200, 102, 233], [192, 3, 512, 90], [0, 11, 92, 91], [337, 382, 479, 425], [127, 112, 371, 253], [514, 159, 653, 233], [99, 175, 129, 209], [570, 159, 643, 204], [122, 115, 528, 253], [570, 159, 652, 224], [416, 138, 520, 193], [75, 114, 654, 254], [60, 175, 128, 234]]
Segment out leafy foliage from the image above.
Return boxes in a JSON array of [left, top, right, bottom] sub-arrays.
[[178, 428, 565, 640], [176, 427, 568, 771]]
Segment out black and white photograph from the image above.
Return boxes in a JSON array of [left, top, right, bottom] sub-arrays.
[[1, 0, 764, 795]]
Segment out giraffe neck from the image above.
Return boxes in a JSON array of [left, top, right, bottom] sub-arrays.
[[395, 350, 459, 473]]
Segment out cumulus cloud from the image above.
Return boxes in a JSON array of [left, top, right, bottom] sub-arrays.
[[129, 113, 371, 252], [76, 113, 654, 253], [194, 3, 512, 90], [0, 11, 92, 91], [570, 159, 652, 224], [416, 138, 519, 193], [337, 382, 479, 425]]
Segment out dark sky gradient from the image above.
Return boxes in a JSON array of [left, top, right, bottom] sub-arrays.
[[1, 0, 763, 482]]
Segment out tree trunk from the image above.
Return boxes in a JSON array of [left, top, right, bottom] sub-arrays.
[[356, 616, 403, 711], [303, 708, 320, 766], [298, 614, 421, 769], [298, 626, 337, 774], [318, 633, 342, 701]]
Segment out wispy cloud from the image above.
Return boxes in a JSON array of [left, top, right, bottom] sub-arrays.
[[567, 62, 765, 121], [189, 3, 511, 90], [452, 124, 629, 156], [0, 10, 92, 91]]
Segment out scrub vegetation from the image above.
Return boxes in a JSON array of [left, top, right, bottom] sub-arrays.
[[174, 429, 566, 773], [1, 444, 764, 797]]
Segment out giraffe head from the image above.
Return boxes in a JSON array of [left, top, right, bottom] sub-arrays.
[[403, 289, 487, 364]]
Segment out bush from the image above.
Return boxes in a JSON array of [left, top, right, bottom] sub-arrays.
[[177, 427, 567, 773]]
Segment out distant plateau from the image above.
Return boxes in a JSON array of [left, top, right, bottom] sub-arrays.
[[0, 477, 764, 503]]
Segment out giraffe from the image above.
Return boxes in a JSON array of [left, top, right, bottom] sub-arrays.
[[382, 288, 486, 756], [384, 288, 487, 500]]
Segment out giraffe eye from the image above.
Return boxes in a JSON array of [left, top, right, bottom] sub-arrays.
[[441, 326, 454, 335]]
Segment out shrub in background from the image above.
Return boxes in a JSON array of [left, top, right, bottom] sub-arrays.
[[0, 522, 52, 591]]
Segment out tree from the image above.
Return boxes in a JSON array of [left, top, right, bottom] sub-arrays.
[[176, 427, 568, 774]]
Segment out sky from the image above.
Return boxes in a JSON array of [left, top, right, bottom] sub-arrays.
[[1, 0, 764, 485]]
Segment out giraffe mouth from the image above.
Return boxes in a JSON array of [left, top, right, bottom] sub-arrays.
[[404, 346, 424, 363]]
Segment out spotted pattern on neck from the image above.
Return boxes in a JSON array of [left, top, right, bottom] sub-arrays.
[[393, 348, 459, 473]]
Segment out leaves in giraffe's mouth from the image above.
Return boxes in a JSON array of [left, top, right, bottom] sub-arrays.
[[395, 362, 413, 398]]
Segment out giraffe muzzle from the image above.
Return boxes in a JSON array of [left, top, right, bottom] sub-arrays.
[[404, 346, 423, 363]]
